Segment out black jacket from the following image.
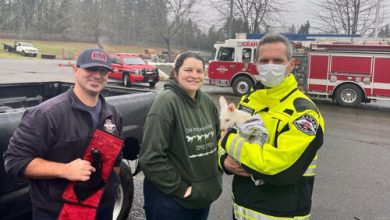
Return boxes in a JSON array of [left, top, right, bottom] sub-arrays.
[[3, 88, 123, 216]]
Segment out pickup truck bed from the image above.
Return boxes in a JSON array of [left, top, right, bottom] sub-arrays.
[[3, 43, 16, 53]]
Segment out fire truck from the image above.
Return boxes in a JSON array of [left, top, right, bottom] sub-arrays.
[[207, 38, 390, 107]]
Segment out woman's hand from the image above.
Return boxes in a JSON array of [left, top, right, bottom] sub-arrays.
[[183, 186, 192, 198]]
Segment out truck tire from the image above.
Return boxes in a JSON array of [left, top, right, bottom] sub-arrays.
[[122, 74, 130, 87], [232, 76, 254, 96], [335, 83, 363, 107], [22, 51, 26, 56], [149, 82, 156, 88], [113, 162, 134, 220]]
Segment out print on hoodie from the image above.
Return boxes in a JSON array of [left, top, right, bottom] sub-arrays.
[[185, 124, 216, 158]]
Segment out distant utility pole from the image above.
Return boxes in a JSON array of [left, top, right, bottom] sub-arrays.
[[375, 0, 380, 37], [228, 0, 233, 39]]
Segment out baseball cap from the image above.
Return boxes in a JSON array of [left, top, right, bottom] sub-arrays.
[[76, 48, 113, 72]]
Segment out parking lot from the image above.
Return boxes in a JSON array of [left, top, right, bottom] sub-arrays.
[[1, 59, 390, 220]]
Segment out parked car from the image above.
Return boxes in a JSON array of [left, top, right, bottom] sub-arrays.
[[109, 53, 159, 88]]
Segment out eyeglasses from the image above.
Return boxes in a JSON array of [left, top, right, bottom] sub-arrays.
[[84, 66, 110, 75]]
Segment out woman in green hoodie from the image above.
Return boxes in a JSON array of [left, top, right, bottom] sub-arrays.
[[139, 52, 222, 220]]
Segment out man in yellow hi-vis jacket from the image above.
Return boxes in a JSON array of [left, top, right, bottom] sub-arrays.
[[219, 33, 325, 220]]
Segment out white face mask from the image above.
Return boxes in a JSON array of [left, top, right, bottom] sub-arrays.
[[256, 63, 287, 87]]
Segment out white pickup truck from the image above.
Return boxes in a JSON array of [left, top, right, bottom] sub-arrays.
[[3, 41, 39, 57], [15, 42, 38, 57]]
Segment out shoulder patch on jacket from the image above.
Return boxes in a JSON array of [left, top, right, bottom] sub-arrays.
[[238, 105, 254, 115], [293, 98, 319, 114], [293, 114, 318, 135]]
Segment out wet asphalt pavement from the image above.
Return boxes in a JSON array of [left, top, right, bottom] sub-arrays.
[[1, 59, 390, 220]]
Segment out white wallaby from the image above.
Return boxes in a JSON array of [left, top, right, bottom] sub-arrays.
[[219, 96, 252, 132], [218, 96, 268, 145]]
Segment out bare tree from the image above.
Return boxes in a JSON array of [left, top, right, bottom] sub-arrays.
[[150, 0, 196, 61], [56, 0, 73, 34], [209, 0, 287, 36], [15, 0, 36, 33], [90, 0, 106, 48], [0, 1, 9, 29], [71, 0, 111, 48], [236, 0, 277, 32], [309, 0, 386, 36]]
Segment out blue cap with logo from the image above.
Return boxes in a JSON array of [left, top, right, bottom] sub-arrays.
[[76, 48, 113, 72]]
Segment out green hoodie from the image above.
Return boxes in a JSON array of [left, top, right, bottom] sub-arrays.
[[139, 80, 222, 209]]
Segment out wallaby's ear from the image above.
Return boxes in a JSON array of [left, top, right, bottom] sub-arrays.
[[219, 96, 227, 109], [227, 103, 236, 112]]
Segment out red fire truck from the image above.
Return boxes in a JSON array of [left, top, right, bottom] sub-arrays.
[[207, 39, 390, 107]]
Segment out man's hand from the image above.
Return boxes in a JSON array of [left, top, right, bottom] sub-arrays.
[[224, 155, 250, 177], [24, 158, 95, 181], [62, 158, 96, 181]]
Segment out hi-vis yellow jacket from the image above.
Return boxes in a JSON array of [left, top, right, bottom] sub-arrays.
[[219, 74, 325, 219]]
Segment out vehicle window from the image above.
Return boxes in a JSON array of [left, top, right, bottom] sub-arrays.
[[22, 43, 32, 47], [122, 57, 146, 65], [242, 48, 252, 62], [210, 48, 217, 60], [111, 57, 120, 64], [217, 47, 235, 61]]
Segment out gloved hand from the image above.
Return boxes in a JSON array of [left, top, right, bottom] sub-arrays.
[[74, 148, 105, 203], [237, 114, 268, 145]]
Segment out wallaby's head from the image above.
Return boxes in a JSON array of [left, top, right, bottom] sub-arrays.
[[219, 96, 252, 132]]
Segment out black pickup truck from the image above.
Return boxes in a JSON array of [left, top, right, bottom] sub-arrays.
[[0, 81, 156, 220]]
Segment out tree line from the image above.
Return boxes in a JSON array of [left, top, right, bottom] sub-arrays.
[[0, 0, 227, 54], [0, 0, 388, 56]]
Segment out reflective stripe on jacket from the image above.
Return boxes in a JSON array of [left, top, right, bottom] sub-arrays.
[[233, 203, 310, 220]]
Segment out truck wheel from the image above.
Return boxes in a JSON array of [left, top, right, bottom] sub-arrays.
[[122, 74, 130, 87], [149, 82, 156, 88], [232, 76, 253, 96], [22, 51, 26, 56], [113, 162, 134, 220], [335, 84, 363, 107]]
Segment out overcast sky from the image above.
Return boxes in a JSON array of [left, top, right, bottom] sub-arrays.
[[195, 0, 390, 34]]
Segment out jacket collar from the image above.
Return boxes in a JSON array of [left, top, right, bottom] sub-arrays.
[[66, 87, 113, 120], [263, 74, 298, 101]]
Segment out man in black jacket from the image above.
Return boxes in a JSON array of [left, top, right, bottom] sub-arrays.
[[3, 48, 123, 220]]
